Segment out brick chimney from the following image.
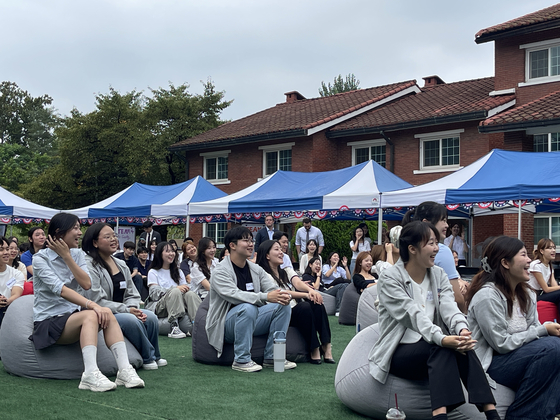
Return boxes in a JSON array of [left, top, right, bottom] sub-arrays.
[[422, 75, 445, 87], [284, 91, 306, 103]]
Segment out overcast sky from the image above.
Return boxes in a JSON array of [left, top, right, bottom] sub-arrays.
[[1, 0, 557, 122]]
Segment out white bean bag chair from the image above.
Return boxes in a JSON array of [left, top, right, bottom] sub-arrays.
[[338, 282, 360, 325], [335, 324, 514, 420], [318, 292, 336, 316], [355, 284, 378, 333], [157, 316, 193, 336], [0, 295, 142, 380], [192, 298, 309, 365]]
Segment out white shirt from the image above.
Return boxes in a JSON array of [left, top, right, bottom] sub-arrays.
[[349, 240, 371, 260], [147, 268, 187, 290], [400, 274, 435, 344], [444, 235, 469, 260], [0, 264, 25, 298], [190, 258, 218, 298], [295, 226, 324, 253], [528, 259, 553, 291]]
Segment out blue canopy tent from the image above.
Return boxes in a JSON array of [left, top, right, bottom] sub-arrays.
[[189, 160, 413, 242]]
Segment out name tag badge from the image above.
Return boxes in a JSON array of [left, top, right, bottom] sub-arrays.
[[6, 278, 16, 288], [426, 291, 434, 302], [246, 282, 254, 291], [120, 281, 127, 289]]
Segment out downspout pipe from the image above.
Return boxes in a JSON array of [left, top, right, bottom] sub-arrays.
[[379, 131, 394, 173]]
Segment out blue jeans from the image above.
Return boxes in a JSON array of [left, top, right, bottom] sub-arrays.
[[488, 336, 560, 420], [223, 303, 291, 364], [324, 283, 348, 311], [115, 310, 161, 364]]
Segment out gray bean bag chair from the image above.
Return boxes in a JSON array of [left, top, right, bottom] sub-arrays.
[[338, 282, 360, 325], [355, 284, 378, 333], [335, 324, 514, 420], [318, 292, 336, 316], [158, 316, 193, 336], [192, 298, 309, 365], [0, 295, 142, 380]]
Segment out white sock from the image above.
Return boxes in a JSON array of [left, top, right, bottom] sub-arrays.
[[82, 345, 98, 374], [110, 341, 131, 371]]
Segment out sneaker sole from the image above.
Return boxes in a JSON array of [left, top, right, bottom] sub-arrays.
[[232, 365, 262, 373], [168, 334, 187, 338], [115, 378, 145, 388], [78, 382, 117, 392], [141, 364, 158, 370]]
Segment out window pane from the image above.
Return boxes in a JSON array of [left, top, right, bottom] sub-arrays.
[[534, 218, 550, 245], [216, 223, 228, 244], [552, 133, 560, 152], [206, 157, 217, 179], [355, 147, 369, 164], [371, 145, 386, 167], [206, 223, 216, 241], [552, 217, 560, 246], [423, 140, 440, 167], [217, 156, 228, 179], [441, 137, 459, 166], [530, 49, 548, 79], [552, 46, 560, 76], [265, 151, 278, 175], [279, 149, 292, 171], [534, 134, 548, 152]]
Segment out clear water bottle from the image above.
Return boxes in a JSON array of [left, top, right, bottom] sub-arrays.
[[273, 331, 286, 372], [386, 408, 406, 420]]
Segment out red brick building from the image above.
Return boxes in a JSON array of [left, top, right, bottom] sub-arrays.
[[170, 4, 560, 253]]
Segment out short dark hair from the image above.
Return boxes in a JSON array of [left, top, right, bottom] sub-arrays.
[[137, 246, 148, 254], [48, 213, 80, 241], [224, 226, 252, 252], [302, 217, 311, 224], [273, 231, 288, 241], [142, 220, 153, 229], [123, 241, 136, 250]]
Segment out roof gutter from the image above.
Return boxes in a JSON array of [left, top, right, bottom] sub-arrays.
[[168, 129, 306, 152], [327, 111, 488, 138], [478, 118, 560, 133], [475, 20, 560, 44]]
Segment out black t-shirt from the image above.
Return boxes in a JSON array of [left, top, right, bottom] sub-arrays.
[[111, 271, 126, 303], [114, 252, 139, 274], [232, 262, 254, 292]]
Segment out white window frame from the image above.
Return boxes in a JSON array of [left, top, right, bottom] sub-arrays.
[[530, 131, 560, 152], [203, 222, 228, 246], [347, 139, 387, 166], [414, 129, 464, 174], [519, 38, 560, 87], [200, 150, 231, 185], [258, 142, 295, 178], [534, 215, 560, 251]]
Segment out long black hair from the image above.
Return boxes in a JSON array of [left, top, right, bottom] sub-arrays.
[[465, 236, 530, 317], [195, 237, 216, 280], [150, 241, 182, 285], [304, 256, 322, 278], [82, 222, 113, 274], [256, 240, 289, 288], [27, 226, 44, 254], [7, 238, 21, 269]]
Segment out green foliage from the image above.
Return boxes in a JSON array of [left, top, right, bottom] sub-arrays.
[[22, 80, 232, 209], [318, 73, 360, 97], [290, 220, 385, 262]]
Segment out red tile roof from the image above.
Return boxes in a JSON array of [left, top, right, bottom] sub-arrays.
[[480, 89, 560, 130], [475, 3, 560, 43], [169, 80, 417, 150], [329, 77, 514, 134]]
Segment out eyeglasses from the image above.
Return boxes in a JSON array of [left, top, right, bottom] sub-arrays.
[[101, 234, 118, 241], [239, 238, 255, 244]]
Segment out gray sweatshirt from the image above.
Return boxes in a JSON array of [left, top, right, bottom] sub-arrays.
[[467, 282, 548, 388], [368, 259, 468, 384]]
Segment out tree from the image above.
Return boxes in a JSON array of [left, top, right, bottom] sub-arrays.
[[23, 80, 232, 209], [318, 74, 361, 97]]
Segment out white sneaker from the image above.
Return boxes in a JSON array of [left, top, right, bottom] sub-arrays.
[[115, 365, 145, 388], [78, 370, 116, 392], [168, 326, 187, 339], [156, 358, 167, 367], [142, 361, 158, 370], [232, 360, 262, 372], [335, 312, 340, 317], [263, 359, 297, 370]]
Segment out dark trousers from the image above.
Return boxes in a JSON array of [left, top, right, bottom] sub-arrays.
[[536, 288, 560, 306], [0, 306, 6, 327], [389, 340, 495, 412], [132, 274, 148, 301], [290, 300, 331, 351]]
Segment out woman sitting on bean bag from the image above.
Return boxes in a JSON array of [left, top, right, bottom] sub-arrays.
[[370, 221, 499, 420], [82, 222, 166, 370]]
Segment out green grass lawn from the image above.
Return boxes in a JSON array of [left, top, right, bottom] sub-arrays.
[[0, 317, 366, 420]]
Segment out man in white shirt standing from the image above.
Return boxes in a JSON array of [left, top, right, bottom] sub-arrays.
[[295, 218, 324, 258], [0, 236, 25, 326]]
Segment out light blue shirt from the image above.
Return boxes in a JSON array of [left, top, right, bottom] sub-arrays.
[[32, 248, 89, 322], [434, 243, 459, 280], [321, 264, 347, 285]]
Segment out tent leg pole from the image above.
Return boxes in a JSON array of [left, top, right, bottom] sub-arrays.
[[518, 200, 522, 240], [469, 208, 474, 267], [186, 216, 190, 238], [377, 208, 383, 245]]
